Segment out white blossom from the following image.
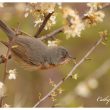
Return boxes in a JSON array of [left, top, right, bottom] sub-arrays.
[[0, 82, 4, 89], [75, 82, 91, 98], [24, 12, 29, 18], [87, 78, 98, 89], [44, 26, 48, 30], [50, 15, 56, 24], [8, 69, 17, 80], [87, 3, 102, 11], [64, 23, 85, 39], [48, 40, 60, 47], [47, 8, 54, 13], [48, 40, 58, 47], [25, 3, 57, 30], [63, 7, 85, 38], [84, 3, 105, 26], [0, 81, 6, 98], [34, 19, 43, 27]]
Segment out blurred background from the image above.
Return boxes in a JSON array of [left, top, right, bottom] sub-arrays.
[[0, 3, 110, 107]]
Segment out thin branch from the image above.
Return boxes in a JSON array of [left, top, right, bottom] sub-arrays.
[[0, 39, 14, 107], [2, 41, 12, 82], [58, 58, 110, 106], [18, 30, 31, 37], [11, 27, 31, 37], [33, 36, 103, 107], [34, 12, 54, 38], [40, 4, 110, 41], [39, 27, 64, 40]]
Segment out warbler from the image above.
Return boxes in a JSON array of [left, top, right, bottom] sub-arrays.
[[0, 20, 72, 70]]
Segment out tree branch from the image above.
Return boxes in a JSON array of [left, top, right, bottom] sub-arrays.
[[33, 36, 103, 107], [58, 58, 110, 106], [34, 12, 54, 38], [39, 27, 64, 40], [0, 39, 14, 107]]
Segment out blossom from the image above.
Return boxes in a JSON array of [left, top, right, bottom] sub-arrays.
[[50, 15, 56, 25], [24, 3, 57, 30], [0, 82, 4, 89], [0, 81, 6, 98], [72, 73, 78, 80], [87, 78, 98, 89], [64, 23, 85, 39], [57, 88, 64, 94], [49, 78, 56, 87], [84, 3, 105, 26], [8, 69, 17, 80], [24, 12, 29, 18], [34, 19, 43, 27], [87, 3, 103, 11], [75, 82, 91, 97], [24, 7, 31, 18], [63, 7, 85, 38], [49, 78, 64, 102], [63, 7, 76, 18], [44, 15, 56, 30], [48, 39, 60, 47], [39, 3, 55, 13], [84, 10, 105, 26], [47, 7, 54, 13]]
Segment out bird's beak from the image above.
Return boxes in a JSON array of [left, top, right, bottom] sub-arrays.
[[67, 54, 76, 64], [68, 54, 76, 60]]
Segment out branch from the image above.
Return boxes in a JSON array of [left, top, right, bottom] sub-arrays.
[[34, 12, 54, 38], [12, 28, 32, 37], [33, 36, 103, 107], [58, 58, 110, 106], [40, 4, 110, 41], [39, 27, 63, 40], [0, 39, 13, 107]]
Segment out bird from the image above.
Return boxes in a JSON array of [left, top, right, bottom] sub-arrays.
[[0, 20, 72, 70]]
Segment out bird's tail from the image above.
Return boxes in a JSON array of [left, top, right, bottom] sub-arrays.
[[0, 20, 15, 40]]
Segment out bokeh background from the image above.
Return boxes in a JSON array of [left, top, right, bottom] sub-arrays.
[[0, 3, 110, 107]]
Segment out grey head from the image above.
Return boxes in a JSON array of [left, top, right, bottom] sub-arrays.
[[47, 46, 72, 65]]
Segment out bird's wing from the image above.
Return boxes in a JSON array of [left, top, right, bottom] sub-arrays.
[[11, 41, 42, 67], [11, 42, 30, 63]]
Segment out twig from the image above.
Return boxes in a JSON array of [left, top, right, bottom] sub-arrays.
[[40, 4, 110, 41], [34, 12, 54, 38], [33, 36, 103, 107], [11, 27, 31, 37], [39, 27, 63, 40], [18, 30, 31, 37], [2, 41, 12, 82], [57, 58, 110, 106], [0, 39, 14, 107]]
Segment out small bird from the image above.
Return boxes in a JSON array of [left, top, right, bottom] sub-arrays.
[[0, 20, 72, 70]]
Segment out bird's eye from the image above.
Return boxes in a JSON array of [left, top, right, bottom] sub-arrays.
[[61, 54, 66, 59]]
